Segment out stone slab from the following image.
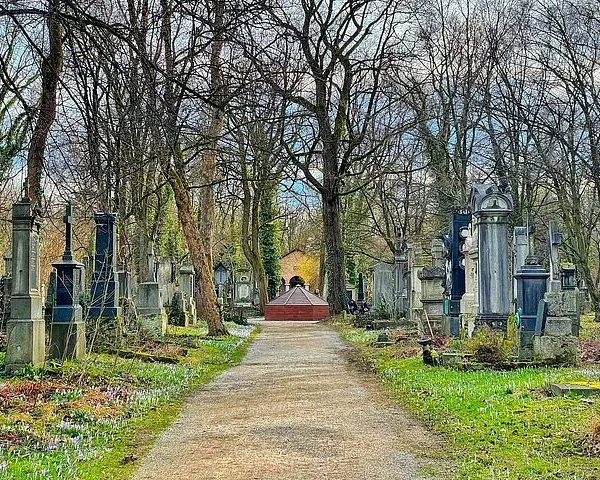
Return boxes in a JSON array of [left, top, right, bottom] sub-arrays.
[[533, 335, 577, 364], [548, 383, 600, 397]]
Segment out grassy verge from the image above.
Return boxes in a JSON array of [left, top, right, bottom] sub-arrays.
[[0, 322, 258, 480], [331, 317, 600, 479]]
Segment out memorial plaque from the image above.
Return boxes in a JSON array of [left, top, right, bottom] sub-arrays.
[[30, 233, 39, 292]]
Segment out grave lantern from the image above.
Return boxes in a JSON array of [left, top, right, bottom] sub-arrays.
[[214, 262, 229, 286]]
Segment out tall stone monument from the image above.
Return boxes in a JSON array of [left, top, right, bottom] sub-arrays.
[[394, 238, 408, 318], [512, 227, 528, 304], [407, 242, 424, 323], [135, 242, 167, 338], [5, 194, 45, 373], [470, 184, 513, 332], [372, 262, 394, 313], [50, 203, 85, 360], [179, 264, 197, 324], [89, 213, 121, 318], [417, 239, 445, 334]]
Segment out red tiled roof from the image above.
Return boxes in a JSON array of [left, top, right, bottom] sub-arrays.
[[267, 286, 328, 306]]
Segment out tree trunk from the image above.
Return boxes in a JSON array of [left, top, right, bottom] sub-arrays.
[[159, 0, 226, 336], [27, 0, 63, 202], [322, 193, 347, 314]]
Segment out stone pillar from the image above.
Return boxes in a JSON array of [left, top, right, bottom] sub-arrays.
[[514, 262, 549, 360], [407, 242, 424, 323], [548, 221, 562, 293], [89, 213, 121, 318], [5, 197, 45, 373], [460, 235, 476, 337], [394, 239, 408, 318], [470, 184, 513, 332], [135, 242, 166, 338], [50, 203, 85, 361], [0, 253, 11, 330], [512, 227, 528, 306], [357, 272, 365, 302]]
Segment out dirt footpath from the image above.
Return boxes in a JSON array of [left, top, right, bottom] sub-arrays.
[[132, 321, 448, 480]]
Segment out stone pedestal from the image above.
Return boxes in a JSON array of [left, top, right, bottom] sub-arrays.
[[136, 282, 167, 338], [471, 185, 513, 333], [5, 198, 45, 373], [89, 213, 121, 318], [372, 263, 394, 313]]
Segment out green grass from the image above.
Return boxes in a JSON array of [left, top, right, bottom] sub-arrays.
[[0, 322, 259, 480], [332, 319, 600, 479]]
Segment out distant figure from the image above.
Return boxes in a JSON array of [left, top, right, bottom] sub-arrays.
[[348, 299, 358, 314], [360, 302, 370, 314]]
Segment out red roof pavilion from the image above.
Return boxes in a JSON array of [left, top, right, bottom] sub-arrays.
[[264, 286, 330, 321]]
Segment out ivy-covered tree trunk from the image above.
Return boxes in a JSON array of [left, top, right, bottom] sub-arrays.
[[259, 188, 281, 301]]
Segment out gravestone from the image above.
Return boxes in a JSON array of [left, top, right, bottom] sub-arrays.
[[117, 267, 133, 306], [442, 211, 471, 336], [514, 259, 549, 360], [357, 272, 365, 302], [135, 242, 167, 338], [471, 184, 513, 332], [49, 203, 85, 361], [372, 262, 394, 313], [548, 220, 562, 293], [394, 240, 408, 317], [417, 239, 445, 334], [5, 195, 45, 373], [512, 227, 528, 304], [179, 264, 197, 324], [89, 213, 121, 318], [214, 262, 229, 302], [533, 294, 578, 365], [234, 268, 253, 306], [459, 234, 477, 337], [407, 242, 424, 324]]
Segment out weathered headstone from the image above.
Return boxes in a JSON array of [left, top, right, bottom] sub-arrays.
[[357, 272, 365, 302], [459, 234, 477, 337], [514, 259, 549, 360], [234, 268, 253, 306], [214, 262, 229, 302], [49, 203, 85, 361], [89, 213, 121, 318], [179, 264, 197, 324], [135, 242, 167, 338], [512, 227, 528, 304], [417, 239, 445, 334], [372, 262, 394, 313], [470, 184, 513, 332], [5, 195, 45, 373]]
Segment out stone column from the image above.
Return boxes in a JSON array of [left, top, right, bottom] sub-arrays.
[[89, 213, 121, 318], [50, 203, 85, 361], [5, 197, 45, 373], [471, 184, 513, 332], [394, 239, 408, 318], [548, 221, 562, 293], [407, 242, 424, 323]]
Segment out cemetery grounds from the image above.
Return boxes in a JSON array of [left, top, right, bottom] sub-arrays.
[[0, 321, 257, 480], [332, 314, 600, 480]]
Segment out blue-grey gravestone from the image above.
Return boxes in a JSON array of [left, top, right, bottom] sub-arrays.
[[5, 196, 45, 373], [471, 184, 513, 332], [50, 203, 85, 361], [515, 262, 549, 360], [89, 213, 121, 318]]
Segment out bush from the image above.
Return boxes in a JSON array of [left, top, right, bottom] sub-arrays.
[[463, 325, 514, 363]]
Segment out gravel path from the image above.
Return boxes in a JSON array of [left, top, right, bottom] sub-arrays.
[[132, 321, 448, 480]]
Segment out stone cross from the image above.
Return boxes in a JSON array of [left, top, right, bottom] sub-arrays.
[[63, 202, 73, 261]]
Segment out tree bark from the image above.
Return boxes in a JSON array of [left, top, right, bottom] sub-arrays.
[[27, 0, 63, 202], [322, 193, 347, 314]]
